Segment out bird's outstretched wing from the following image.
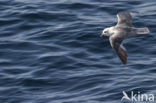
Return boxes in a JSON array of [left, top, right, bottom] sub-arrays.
[[109, 34, 128, 64], [117, 11, 138, 27]]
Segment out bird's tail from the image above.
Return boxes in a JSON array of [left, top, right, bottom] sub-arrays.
[[136, 27, 150, 34]]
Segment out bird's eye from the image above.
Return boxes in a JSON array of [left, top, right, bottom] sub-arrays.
[[104, 31, 107, 33]]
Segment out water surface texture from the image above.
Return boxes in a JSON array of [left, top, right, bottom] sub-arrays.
[[0, 0, 156, 103]]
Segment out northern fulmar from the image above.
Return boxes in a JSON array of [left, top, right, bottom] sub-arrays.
[[100, 11, 150, 64]]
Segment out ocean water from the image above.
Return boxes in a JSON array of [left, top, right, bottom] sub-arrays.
[[0, 0, 156, 103]]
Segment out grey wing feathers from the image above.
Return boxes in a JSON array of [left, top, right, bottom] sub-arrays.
[[135, 27, 150, 34], [109, 35, 128, 64], [117, 11, 138, 27]]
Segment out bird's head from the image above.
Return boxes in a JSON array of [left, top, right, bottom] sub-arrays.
[[100, 27, 114, 37]]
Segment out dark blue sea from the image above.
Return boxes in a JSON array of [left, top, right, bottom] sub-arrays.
[[0, 0, 156, 103]]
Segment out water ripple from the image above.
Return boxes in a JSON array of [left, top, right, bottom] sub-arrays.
[[0, 0, 156, 103]]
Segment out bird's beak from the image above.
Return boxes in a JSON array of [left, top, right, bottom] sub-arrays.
[[100, 33, 103, 37]]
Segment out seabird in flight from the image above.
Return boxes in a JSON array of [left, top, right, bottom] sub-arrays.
[[100, 11, 150, 64]]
